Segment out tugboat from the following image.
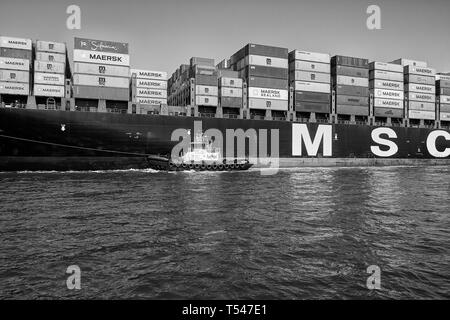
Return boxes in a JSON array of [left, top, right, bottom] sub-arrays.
[[147, 132, 253, 172]]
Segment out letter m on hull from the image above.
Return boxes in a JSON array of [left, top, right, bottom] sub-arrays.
[[292, 124, 332, 156]]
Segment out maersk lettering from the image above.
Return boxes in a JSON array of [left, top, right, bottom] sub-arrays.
[[89, 53, 122, 63], [415, 68, 432, 74], [139, 72, 162, 78]]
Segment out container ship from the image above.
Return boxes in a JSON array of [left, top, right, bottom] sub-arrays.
[[0, 36, 449, 171]]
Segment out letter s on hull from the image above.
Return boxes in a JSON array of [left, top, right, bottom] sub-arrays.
[[427, 130, 450, 158], [371, 128, 398, 157]]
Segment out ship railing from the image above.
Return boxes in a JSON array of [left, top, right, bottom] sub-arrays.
[[272, 117, 286, 121], [316, 118, 329, 124], [1, 102, 27, 109], [249, 115, 265, 120], [355, 120, 366, 125], [198, 113, 216, 118], [106, 108, 127, 114], [223, 114, 239, 119]]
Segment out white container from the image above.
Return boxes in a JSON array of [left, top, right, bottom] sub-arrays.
[[0, 36, 32, 50], [34, 61, 65, 74], [0, 81, 29, 95], [33, 84, 65, 97], [436, 74, 450, 81], [34, 72, 65, 85], [0, 57, 29, 71], [373, 89, 404, 100], [248, 98, 288, 111], [293, 81, 330, 93], [369, 79, 404, 91], [195, 85, 218, 96], [35, 52, 66, 63], [36, 41, 66, 54], [408, 101, 436, 112], [370, 61, 403, 73], [391, 58, 427, 68], [73, 74, 129, 88], [291, 50, 330, 63], [220, 77, 243, 88], [406, 92, 435, 103], [405, 65, 436, 77], [136, 79, 167, 90], [246, 55, 288, 69], [0, 70, 29, 83], [290, 60, 330, 73], [248, 87, 288, 100], [74, 62, 130, 77], [336, 75, 369, 87], [406, 83, 435, 94], [291, 71, 330, 83], [373, 98, 403, 109], [195, 95, 218, 106], [370, 70, 404, 82], [440, 95, 450, 104], [440, 112, 450, 120], [408, 109, 435, 120], [73, 49, 130, 66], [131, 69, 167, 80], [136, 88, 167, 99], [136, 97, 167, 106], [220, 87, 243, 97]]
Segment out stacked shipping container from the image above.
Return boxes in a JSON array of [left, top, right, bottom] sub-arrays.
[[217, 69, 243, 117], [131, 69, 168, 106], [288, 50, 331, 115], [0, 36, 32, 98], [369, 62, 404, 119], [436, 74, 450, 123], [191, 58, 218, 108]]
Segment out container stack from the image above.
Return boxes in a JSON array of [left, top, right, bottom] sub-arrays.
[[131, 69, 167, 106], [190, 57, 218, 112], [33, 40, 67, 99], [331, 55, 369, 117], [72, 37, 130, 111], [436, 74, 450, 123], [230, 44, 289, 120], [167, 64, 190, 107], [369, 62, 404, 119], [288, 50, 331, 117], [217, 69, 243, 118], [0, 36, 32, 99]]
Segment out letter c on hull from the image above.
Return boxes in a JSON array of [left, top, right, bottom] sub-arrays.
[[427, 130, 450, 158]]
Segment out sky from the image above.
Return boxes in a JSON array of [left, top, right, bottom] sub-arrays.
[[1, 0, 449, 75]]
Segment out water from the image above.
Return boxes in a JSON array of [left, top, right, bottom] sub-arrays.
[[0, 166, 449, 299]]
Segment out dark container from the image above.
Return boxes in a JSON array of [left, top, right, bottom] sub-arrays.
[[334, 84, 369, 97], [230, 43, 288, 64], [374, 107, 404, 118], [438, 87, 450, 95], [240, 65, 288, 80], [331, 55, 369, 68], [247, 76, 288, 89], [190, 57, 215, 67], [336, 95, 369, 106], [294, 91, 331, 103], [0, 48, 32, 60], [405, 74, 435, 86], [220, 96, 243, 108], [195, 75, 219, 86], [336, 104, 369, 116], [437, 80, 450, 89], [294, 101, 330, 113], [72, 85, 129, 101], [332, 65, 369, 78]]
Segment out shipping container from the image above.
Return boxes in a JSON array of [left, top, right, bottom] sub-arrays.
[[405, 83, 435, 94], [373, 98, 403, 109], [192, 65, 217, 77], [336, 105, 369, 116], [73, 49, 130, 66], [440, 95, 450, 104], [0, 70, 29, 83], [374, 107, 404, 118], [438, 87, 450, 95], [195, 95, 218, 106], [195, 75, 218, 86], [331, 55, 369, 68], [333, 65, 369, 78], [440, 104, 450, 113], [240, 65, 288, 80], [373, 88, 404, 100], [335, 85, 369, 97], [289, 50, 330, 63], [406, 92, 435, 103], [231, 44, 288, 64], [336, 95, 369, 106], [248, 97, 288, 111], [136, 88, 167, 99], [391, 58, 427, 67], [289, 71, 331, 83], [36, 40, 66, 54], [0, 36, 32, 50], [131, 69, 167, 80], [335, 75, 369, 87], [369, 79, 404, 91], [190, 57, 215, 67], [248, 87, 288, 100], [34, 61, 65, 74], [0, 47, 32, 60], [220, 96, 243, 108], [294, 91, 331, 103], [436, 74, 450, 81], [136, 97, 167, 106], [217, 69, 239, 78], [195, 85, 218, 96], [404, 65, 436, 77], [369, 61, 404, 73], [294, 101, 330, 113], [369, 70, 404, 82], [136, 79, 167, 90], [289, 60, 330, 74], [35, 52, 66, 63], [405, 74, 435, 85], [246, 55, 288, 69], [220, 87, 243, 97], [220, 77, 243, 88], [73, 74, 129, 88], [440, 112, 450, 120], [437, 80, 450, 88], [72, 85, 129, 101], [0, 57, 29, 71], [293, 81, 330, 93], [0, 81, 29, 95], [247, 76, 288, 90], [74, 37, 129, 54], [408, 101, 435, 112], [33, 84, 65, 97], [34, 72, 65, 86], [408, 109, 435, 120], [74, 62, 130, 77]]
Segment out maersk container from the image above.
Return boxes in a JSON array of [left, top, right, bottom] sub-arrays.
[[247, 76, 288, 90], [131, 69, 167, 81], [248, 97, 288, 111], [75, 63, 130, 77], [240, 65, 288, 80], [293, 81, 330, 93], [0, 81, 29, 95], [440, 96, 450, 104], [0, 36, 32, 50], [73, 74, 129, 88], [36, 41, 66, 54], [406, 83, 435, 94], [220, 97, 243, 108], [190, 57, 215, 67], [34, 72, 65, 86], [35, 52, 66, 63], [369, 79, 404, 91], [288, 50, 330, 63], [289, 71, 330, 84], [136, 79, 167, 90], [369, 62, 404, 73], [33, 84, 65, 97], [195, 95, 218, 106], [404, 65, 436, 77], [0, 57, 30, 71], [245, 55, 288, 69], [220, 77, 243, 88], [0, 48, 32, 60], [136, 97, 167, 106], [408, 109, 435, 120], [0, 70, 29, 83], [374, 98, 403, 109], [294, 101, 330, 113], [408, 101, 436, 112], [333, 65, 369, 78], [136, 88, 167, 99], [73, 49, 130, 67], [335, 85, 369, 96], [72, 85, 129, 101], [406, 92, 435, 103], [335, 75, 369, 87], [369, 70, 404, 82], [289, 60, 330, 74], [374, 107, 404, 118], [294, 91, 331, 103], [405, 74, 435, 85], [440, 112, 450, 120], [336, 105, 369, 116], [220, 87, 243, 97], [440, 104, 450, 113], [34, 61, 65, 74], [195, 85, 218, 96], [336, 95, 369, 106], [373, 89, 404, 100], [391, 58, 427, 68], [248, 87, 289, 100], [231, 44, 288, 64], [331, 55, 369, 68]]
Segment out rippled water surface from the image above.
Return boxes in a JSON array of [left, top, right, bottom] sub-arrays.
[[0, 166, 449, 299]]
